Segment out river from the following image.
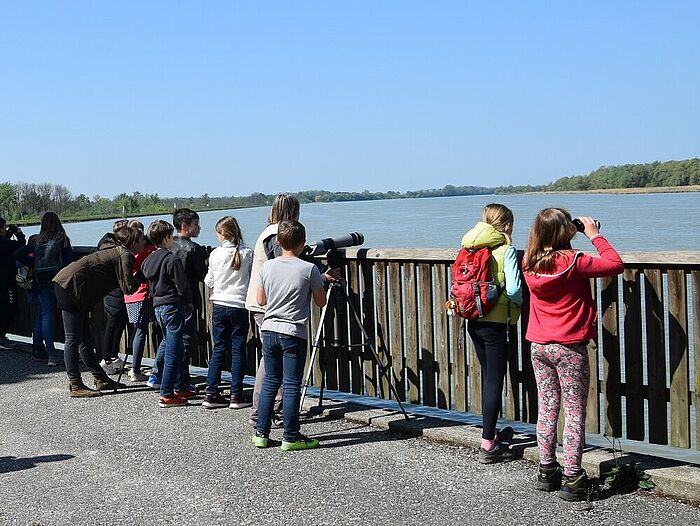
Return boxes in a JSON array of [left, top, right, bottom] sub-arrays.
[[18, 192, 700, 251]]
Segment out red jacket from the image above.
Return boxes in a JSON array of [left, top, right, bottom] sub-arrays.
[[124, 243, 157, 303], [523, 236, 624, 345]]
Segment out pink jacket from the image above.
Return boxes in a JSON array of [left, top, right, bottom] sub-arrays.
[[124, 243, 157, 304], [523, 236, 624, 345]]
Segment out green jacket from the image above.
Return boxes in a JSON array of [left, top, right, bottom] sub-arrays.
[[460, 222, 521, 324]]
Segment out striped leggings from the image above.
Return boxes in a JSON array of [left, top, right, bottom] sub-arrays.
[[531, 342, 590, 476]]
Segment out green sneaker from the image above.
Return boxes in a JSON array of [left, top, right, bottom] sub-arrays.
[[280, 434, 320, 451], [252, 433, 269, 448]]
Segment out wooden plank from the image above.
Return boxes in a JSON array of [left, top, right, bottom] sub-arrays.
[[519, 286, 537, 423], [388, 262, 406, 401], [361, 259, 378, 397], [347, 261, 364, 395], [433, 264, 450, 409], [585, 278, 600, 434], [668, 270, 690, 448], [601, 275, 622, 437], [467, 326, 482, 415], [622, 269, 645, 440], [644, 269, 668, 445], [375, 262, 390, 399], [404, 263, 420, 404], [504, 324, 519, 421], [419, 263, 436, 407], [336, 263, 351, 393], [310, 295, 322, 388], [452, 315, 468, 412], [692, 271, 700, 451]]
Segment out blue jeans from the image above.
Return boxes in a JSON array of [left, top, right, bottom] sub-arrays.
[[256, 331, 307, 441], [155, 304, 186, 397], [207, 305, 249, 396], [36, 284, 58, 357]]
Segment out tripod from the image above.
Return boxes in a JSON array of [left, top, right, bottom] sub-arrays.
[[299, 281, 409, 420]]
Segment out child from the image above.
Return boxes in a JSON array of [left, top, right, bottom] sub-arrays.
[[461, 204, 522, 464], [123, 220, 156, 382], [522, 209, 623, 501], [252, 220, 326, 451], [14, 211, 73, 366], [141, 220, 194, 408], [202, 216, 253, 409], [148, 208, 207, 389]]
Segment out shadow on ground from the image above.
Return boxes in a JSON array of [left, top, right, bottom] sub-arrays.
[[0, 454, 75, 474]]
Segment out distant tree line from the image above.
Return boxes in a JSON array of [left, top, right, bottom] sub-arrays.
[[0, 182, 493, 224], [496, 158, 700, 194]]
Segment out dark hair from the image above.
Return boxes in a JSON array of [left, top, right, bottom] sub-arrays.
[[268, 194, 300, 225], [173, 208, 199, 230], [147, 220, 174, 246], [113, 225, 142, 251], [522, 208, 577, 274], [37, 211, 68, 244], [112, 219, 128, 233], [276, 220, 306, 250], [215, 216, 243, 271]]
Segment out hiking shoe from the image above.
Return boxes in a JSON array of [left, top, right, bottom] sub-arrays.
[[94, 376, 126, 391], [146, 375, 160, 389], [159, 395, 188, 408], [203, 393, 230, 409], [496, 426, 514, 444], [281, 434, 320, 451], [478, 443, 517, 464], [128, 370, 149, 382], [558, 470, 590, 502], [99, 359, 117, 375], [174, 388, 196, 400], [229, 394, 252, 409], [68, 381, 103, 398], [252, 432, 269, 448], [536, 463, 562, 492]]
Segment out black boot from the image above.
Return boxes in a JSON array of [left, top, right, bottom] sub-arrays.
[[33, 344, 48, 361]]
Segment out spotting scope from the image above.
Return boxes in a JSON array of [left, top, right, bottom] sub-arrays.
[[304, 232, 365, 257]]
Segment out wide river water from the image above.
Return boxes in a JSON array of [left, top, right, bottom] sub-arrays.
[[22, 192, 700, 252]]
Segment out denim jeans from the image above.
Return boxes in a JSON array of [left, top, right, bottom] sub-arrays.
[[36, 283, 58, 358], [153, 310, 194, 386], [155, 304, 186, 397], [256, 331, 307, 441], [130, 321, 148, 373], [206, 305, 249, 396]]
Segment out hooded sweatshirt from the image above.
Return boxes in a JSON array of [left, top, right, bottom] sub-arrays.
[[460, 222, 522, 324], [523, 235, 624, 345], [140, 247, 192, 308]]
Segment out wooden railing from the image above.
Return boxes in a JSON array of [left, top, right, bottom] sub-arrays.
[[8, 248, 700, 451]]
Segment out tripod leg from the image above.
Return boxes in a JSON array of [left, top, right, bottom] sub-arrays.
[[343, 288, 410, 420], [299, 287, 334, 412]]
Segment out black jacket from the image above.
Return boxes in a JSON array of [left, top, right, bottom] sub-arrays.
[[171, 236, 207, 306], [0, 230, 26, 284], [141, 248, 192, 308]]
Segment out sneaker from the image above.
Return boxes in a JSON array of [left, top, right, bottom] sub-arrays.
[[229, 394, 252, 409], [146, 375, 161, 389], [159, 395, 188, 408], [32, 344, 48, 360], [128, 370, 149, 382], [94, 376, 126, 391], [47, 357, 60, 367], [203, 393, 230, 409], [536, 463, 562, 492], [281, 434, 320, 451], [68, 381, 103, 398], [558, 470, 590, 502], [252, 432, 269, 448], [111, 357, 124, 371], [0, 337, 16, 350], [99, 359, 117, 375], [272, 414, 284, 428], [478, 443, 517, 464], [496, 426, 514, 444], [174, 388, 196, 400]]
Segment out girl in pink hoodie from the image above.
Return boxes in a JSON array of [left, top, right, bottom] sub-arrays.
[[522, 208, 623, 501]]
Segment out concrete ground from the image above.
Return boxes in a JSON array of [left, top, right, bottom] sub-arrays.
[[1, 348, 698, 526]]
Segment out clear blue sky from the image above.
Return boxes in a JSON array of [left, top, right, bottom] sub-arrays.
[[1, 1, 698, 198]]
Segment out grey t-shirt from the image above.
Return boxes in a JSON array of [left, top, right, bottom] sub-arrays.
[[259, 256, 324, 339]]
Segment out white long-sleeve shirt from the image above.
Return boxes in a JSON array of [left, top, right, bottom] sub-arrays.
[[204, 241, 253, 308]]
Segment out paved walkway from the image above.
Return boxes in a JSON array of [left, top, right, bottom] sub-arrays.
[[1, 349, 698, 525]]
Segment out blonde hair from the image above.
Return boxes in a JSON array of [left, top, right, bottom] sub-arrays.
[[482, 203, 514, 239], [522, 207, 577, 274], [215, 215, 243, 271], [268, 193, 300, 225]]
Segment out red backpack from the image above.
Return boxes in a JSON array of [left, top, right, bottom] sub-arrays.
[[449, 247, 501, 319]]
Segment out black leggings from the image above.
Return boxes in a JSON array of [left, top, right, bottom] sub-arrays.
[[467, 320, 511, 440], [102, 309, 127, 362]]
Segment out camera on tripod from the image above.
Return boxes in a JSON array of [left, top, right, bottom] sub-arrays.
[[302, 231, 364, 269]]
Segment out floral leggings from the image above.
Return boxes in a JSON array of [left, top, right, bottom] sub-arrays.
[[531, 342, 590, 476]]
